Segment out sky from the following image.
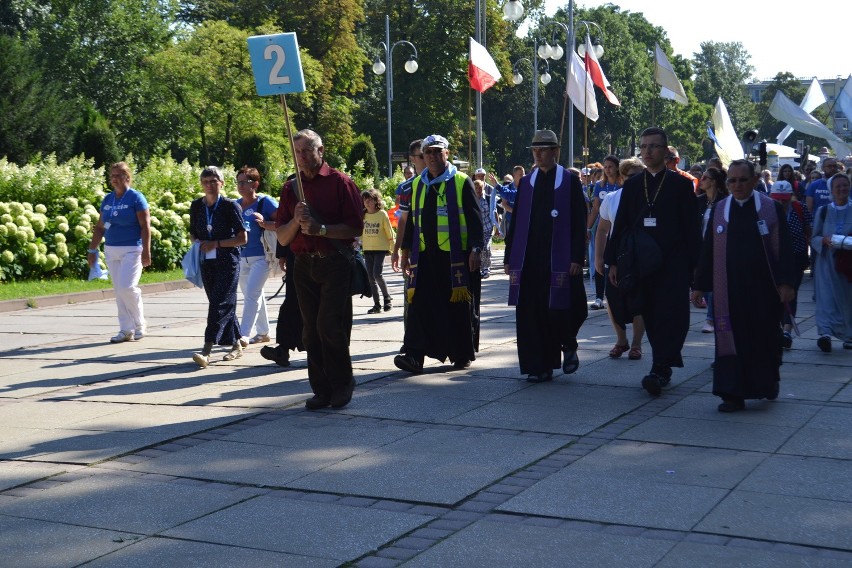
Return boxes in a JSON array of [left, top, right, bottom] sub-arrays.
[[541, 0, 852, 81]]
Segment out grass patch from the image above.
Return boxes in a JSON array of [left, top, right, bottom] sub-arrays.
[[0, 268, 185, 302]]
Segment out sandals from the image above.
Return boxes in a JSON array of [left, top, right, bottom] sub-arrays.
[[628, 346, 642, 360], [609, 343, 630, 358]]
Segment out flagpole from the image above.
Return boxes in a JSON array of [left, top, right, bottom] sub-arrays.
[[474, 0, 483, 169]]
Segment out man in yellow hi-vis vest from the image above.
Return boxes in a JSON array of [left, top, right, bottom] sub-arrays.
[[397, 134, 485, 373]]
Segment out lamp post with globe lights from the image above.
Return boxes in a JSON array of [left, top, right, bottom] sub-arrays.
[[473, 0, 525, 168], [372, 14, 418, 177], [511, 39, 552, 134]]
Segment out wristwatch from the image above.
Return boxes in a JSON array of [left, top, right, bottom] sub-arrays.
[[472, 246, 482, 254], [318, 224, 327, 236]]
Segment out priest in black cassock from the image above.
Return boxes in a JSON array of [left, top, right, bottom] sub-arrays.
[[504, 130, 588, 382], [692, 160, 795, 412], [605, 127, 701, 396]]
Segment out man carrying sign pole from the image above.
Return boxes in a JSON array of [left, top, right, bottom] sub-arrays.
[[248, 33, 364, 410]]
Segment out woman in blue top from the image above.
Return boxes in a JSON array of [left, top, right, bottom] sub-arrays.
[[235, 166, 279, 345], [189, 166, 248, 368], [586, 155, 621, 310], [87, 162, 151, 343]]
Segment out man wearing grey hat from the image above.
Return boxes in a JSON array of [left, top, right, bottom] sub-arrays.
[[504, 129, 588, 382], [396, 134, 484, 374]]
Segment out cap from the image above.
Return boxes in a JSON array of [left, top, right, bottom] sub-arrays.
[[770, 180, 793, 200], [527, 129, 560, 148], [474, 168, 486, 175], [421, 134, 449, 151]]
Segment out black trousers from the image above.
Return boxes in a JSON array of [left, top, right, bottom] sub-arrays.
[[293, 253, 354, 398]]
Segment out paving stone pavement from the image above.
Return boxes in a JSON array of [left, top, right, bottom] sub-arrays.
[[1, 251, 851, 567]]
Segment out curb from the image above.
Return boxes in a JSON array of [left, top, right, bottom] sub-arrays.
[[0, 280, 196, 314]]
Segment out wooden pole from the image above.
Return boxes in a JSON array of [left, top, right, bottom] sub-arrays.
[[279, 94, 305, 203]]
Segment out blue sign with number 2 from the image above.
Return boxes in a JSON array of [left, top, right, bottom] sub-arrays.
[[247, 33, 306, 96]]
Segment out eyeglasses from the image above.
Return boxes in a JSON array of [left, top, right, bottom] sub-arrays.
[[201, 178, 221, 185], [237, 180, 256, 185], [639, 143, 666, 151], [726, 177, 752, 184], [423, 148, 444, 155]]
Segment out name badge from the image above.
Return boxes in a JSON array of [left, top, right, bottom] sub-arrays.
[[436, 205, 448, 217], [757, 220, 769, 236], [644, 217, 657, 227], [205, 248, 217, 260], [104, 222, 111, 230]]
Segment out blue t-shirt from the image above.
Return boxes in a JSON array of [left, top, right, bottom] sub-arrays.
[[592, 180, 620, 204], [806, 179, 831, 211], [101, 188, 149, 247], [238, 194, 279, 258], [395, 178, 414, 216]]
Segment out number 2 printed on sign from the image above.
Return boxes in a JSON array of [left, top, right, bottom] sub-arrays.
[[264, 44, 290, 85]]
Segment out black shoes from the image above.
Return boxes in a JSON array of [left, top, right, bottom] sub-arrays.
[[453, 359, 471, 369], [394, 354, 423, 374], [818, 336, 832, 353], [367, 305, 382, 314], [526, 371, 553, 383], [717, 398, 745, 412], [383, 299, 393, 311], [641, 367, 671, 396], [304, 395, 330, 410], [782, 332, 793, 350], [260, 345, 290, 367], [330, 379, 356, 409], [562, 349, 579, 374]]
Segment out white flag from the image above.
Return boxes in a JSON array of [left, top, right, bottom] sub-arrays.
[[777, 78, 827, 144], [654, 44, 687, 105], [834, 76, 852, 139], [567, 50, 598, 121], [768, 91, 851, 159], [712, 97, 744, 168], [468, 37, 501, 93]]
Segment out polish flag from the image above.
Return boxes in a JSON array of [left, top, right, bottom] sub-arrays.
[[584, 33, 620, 106], [469, 37, 501, 93]]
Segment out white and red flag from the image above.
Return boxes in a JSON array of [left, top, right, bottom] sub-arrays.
[[469, 37, 501, 93], [584, 33, 619, 106]]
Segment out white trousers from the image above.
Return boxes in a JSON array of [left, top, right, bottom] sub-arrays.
[[104, 245, 145, 333], [238, 255, 272, 337]]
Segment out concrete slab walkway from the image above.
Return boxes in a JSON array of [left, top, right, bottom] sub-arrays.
[[1, 252, 850, 567]]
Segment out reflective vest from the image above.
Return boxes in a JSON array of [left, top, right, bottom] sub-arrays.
[[411, 174, 469, 252]]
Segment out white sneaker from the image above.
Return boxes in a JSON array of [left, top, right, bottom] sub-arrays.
[[134, 327, 146, 341], [701, 321, 714, 333], [249, 334, 270, 344], [110, 331, 134, 343], [192, 352, 210, 368]]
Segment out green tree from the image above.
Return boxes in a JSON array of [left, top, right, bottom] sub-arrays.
[[73, 106, 122, 169], [692, 41, 757, 134], [0, 34, 78, 163], [348, 135, 380, 184]]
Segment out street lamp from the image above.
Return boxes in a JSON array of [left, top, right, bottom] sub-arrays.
[[512, 40, 552, 134], [538, 7, 605, 167], [473, 0, 525, 169], [372, 14, 418, 177]]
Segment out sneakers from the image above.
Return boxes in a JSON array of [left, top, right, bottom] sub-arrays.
[[590, 298, 604, 310], [192, 352, 210, 368], [701, 321, 714, 333], [134, 327, 146, 341], [367, 305, 382, 314], [394, 354, 423, 374], [110, 330, 134, 343], [249, 334, 270, 345], [818, 335, 832, 353]]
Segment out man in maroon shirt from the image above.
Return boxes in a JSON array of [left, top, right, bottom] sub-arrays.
[[276, 129, 364, 410]]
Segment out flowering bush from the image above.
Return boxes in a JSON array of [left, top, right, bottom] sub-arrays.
[[0, 154, 401, 281]]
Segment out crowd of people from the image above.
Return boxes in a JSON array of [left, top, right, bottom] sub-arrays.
[[87, 126, 851, 413]]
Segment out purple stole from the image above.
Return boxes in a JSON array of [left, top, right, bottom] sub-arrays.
[[712, 192, 780, 357], [507, 165, 573, 309]]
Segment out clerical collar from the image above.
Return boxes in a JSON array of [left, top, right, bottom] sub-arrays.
[[646, 168, 666, 178], [734, 192, 754, 206]]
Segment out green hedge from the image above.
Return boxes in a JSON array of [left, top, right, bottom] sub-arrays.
[[0, 155, 404, 282]]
